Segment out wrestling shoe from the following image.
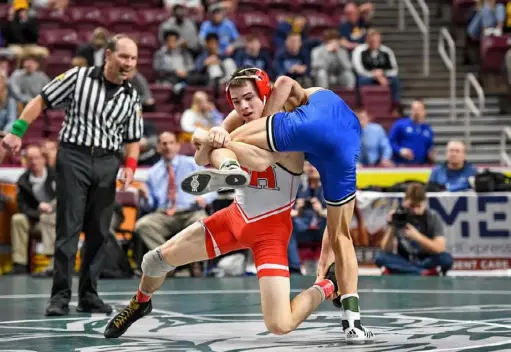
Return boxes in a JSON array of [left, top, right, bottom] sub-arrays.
[[181, 167, 250, 195], [342, 315, 375, 345], [103, 296, 152, 338]]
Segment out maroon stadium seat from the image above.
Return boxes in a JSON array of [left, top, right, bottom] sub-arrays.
[[179, 143, 196, 156], [37, 8, 70, 30], [140, 8, 169, 33], [143, 112, 180, 134], [39, 29, 79, 52], [359, 85, 392, 120], [236, 11, 276, 37], [268, 0, 297, 11], [451, 0, 477, 27], [480, 34, 511, 72], [333, 89, 358, 111], [68, 7, 104, 32], [149, 84, 173, 105], [105, 7, 141, 32], [305, 12, 337, 36], [0, 4, 9, 20], [237, 0, 269, 11]]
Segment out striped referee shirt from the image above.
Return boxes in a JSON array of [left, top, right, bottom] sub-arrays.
[[40, 66, 143, 151]]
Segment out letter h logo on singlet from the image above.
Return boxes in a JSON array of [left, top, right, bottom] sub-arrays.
[[241, 166, 280, 190]]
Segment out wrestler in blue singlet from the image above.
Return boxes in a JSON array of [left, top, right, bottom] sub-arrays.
[[266, 89, 361, 206]]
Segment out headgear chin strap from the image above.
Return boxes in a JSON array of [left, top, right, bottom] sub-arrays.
[[225, 68, 272, 108]]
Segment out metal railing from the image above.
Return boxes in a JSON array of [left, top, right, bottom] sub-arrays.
[[438, 27, 456, 121], [500, 127, 511, 165], [464, 73, 485, 148], [398, 0, 430, 76]]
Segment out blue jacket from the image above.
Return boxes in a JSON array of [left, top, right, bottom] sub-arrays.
[[388, 117, 434, 165], [428, 162, 478, 192]]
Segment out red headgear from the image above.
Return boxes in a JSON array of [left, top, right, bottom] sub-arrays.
[[225, 68, 272, 108]]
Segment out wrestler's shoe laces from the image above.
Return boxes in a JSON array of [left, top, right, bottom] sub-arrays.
[[103, 296, 152, 338]]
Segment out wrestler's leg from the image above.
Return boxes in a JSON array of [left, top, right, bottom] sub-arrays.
[[259, 275, 335, 335]]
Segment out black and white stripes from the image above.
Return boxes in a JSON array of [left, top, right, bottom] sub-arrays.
[[41, 66, 143, 151]]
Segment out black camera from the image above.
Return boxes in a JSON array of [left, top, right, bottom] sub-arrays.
[[391, 205, 411, 228]]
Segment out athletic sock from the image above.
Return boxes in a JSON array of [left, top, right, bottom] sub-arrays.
[[136, 287, 153, 303], [313, 279, 335, 301], [219, 159, 241, 171], [341, 293, 361, 321]]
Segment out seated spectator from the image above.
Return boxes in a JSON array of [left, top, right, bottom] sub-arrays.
[[9, 55, 50, 105], [0, 74, 17, 133], [135, 132, 216, 276], [180, 90, 223, 141], [357, 109, 393, 167], [196, 33, 237, 86], [339, 2, 373, 51], [153, 30, 195, 91], [353, 29, 401, 103], [467, 0, 505, 39], [8, 144, 56, 275], [287, 162, 327, 274], [2, 0, 49, 60], [389, 99, 434, 165], [428, 140, 478, 192], [375, 183, 454, 276], [163, 0, 204, 21], [74, 27, 108, 67], [273, 33, 312, 88], [199, 3, 239, 56], [159, 4, 202, 57], [311, 29, 355, 89], [234, 35, 272, 77], [129, 69, 156, 112], [40, 139, 57, 168]]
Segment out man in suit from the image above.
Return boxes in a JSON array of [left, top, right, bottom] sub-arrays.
[[9, 144, 56, 274]]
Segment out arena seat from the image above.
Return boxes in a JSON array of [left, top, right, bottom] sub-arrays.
[[480, 34, 511, 72], [451, 0, 476, 26], [359, 85, 393, 120], [37, 8, 70, 30], [140, 8, 169, 33], [237, 0, 269, 12], [179, 143, 196, 156], [39, 29, 79, 53], [143, 112, 180, 134], [236, 11, 276, 37], [68, 7, 104, 32], [45, 54, 73, 79], [305, 12, 337, 37], [333, 89, 357, 110], [0, 4, 9, 20], [105, 7, 141, 33], [268, 0, 297, 12], [149, 84, 173, 105]]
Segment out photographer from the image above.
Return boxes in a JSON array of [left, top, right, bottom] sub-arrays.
[[375, 183, 454, 276]]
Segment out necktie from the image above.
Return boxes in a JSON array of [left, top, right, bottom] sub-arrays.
[[166, 164, 177, 216]]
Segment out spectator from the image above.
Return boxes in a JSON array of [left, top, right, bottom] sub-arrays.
[[339, 2, 372, 51], [428, 140, 478, 192], [199, 3, 239, 56], [357, 109, 393, 167], [74, 27, 108, 67], [234, 35, 272, 77], [40, 139, 57, 168], [8, 55, 50, 105], [153, 30, 195, 89], [311, 29, 355, 89], [134, 132, 216, 275], [287, 162, 327, 274], [196, 33, 237, 86], [8, 145, 56, 275], [467, 0, 505, 39], [0, 74, 17, 133], [159, 4, 202, 57], [353, 29, 401, 103], [180, 90, 223, 141], [375, 183, 454, 276], [2, 0, 49, 60], [163, 0, 204, 21], [388, 99, 434, 165], [129, 69, 156, 112], [273, 33, 312, 88]]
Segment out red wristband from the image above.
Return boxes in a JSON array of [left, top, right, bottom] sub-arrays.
[[125, 157, 137, 173]]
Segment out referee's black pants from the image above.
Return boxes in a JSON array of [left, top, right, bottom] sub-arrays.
[[50, 143, 120, 305]]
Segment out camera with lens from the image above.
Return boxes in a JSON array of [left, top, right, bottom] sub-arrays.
[[391, 205, 412, 229]]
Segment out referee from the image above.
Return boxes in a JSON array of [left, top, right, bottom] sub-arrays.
[[2, 34, 143, 316]]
